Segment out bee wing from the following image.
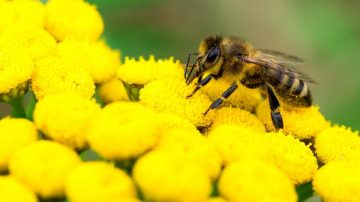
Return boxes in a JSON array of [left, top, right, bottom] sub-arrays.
[[242, 50, 317, 84]]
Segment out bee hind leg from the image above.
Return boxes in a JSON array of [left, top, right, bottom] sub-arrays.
[[203, 83, 238, 115], [266, 85, 283, 129]]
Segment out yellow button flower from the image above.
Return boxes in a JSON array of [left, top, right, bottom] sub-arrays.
[[315, 125, 360, 164], [0, 50, 34, 96], [140, 78, 214, 126], [33, 94, 101, 149], [0, 1, 15, 33], [0, 25, 56, 61], [313, 161, 360, 202], [45, 0, 104, 41], [99, 78, 129, 104], [117, 55, 183, 85], [9, 140, 81, 198], [211, 107, 265, 132], [11, 0, 46, 29], [205, 197, 229, 202], [219, 160, 297, 202], [256, 100, 330, 139], [87, 102, 162, 160], [156, 127, 222, 180], [133, 151, 212, 202], [65, 162, 137, 202], [58, 40, 120, 83], [156, 112, 197, 133], [0, 117, 37, 172], [32, 56, 95, 100], [0, 176, 38, 202]]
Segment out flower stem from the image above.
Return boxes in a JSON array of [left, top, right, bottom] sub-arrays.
[[9, 98, 27, 118]]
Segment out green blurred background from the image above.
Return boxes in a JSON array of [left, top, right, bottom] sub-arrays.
[[93, 0, 360, 130]]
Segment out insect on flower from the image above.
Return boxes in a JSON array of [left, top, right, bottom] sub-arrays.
[[185, 36, 316, 129]]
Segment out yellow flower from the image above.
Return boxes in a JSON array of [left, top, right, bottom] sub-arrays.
[[156, 127, 222, 180], [0, 25, 56, 61], [65, 162, 137, 202], [117, 55, 183, 85], [32, 56, 95, 100], [11, 0, 46, 29], [211, 107, 265, 132], [33, 94, 101, 149], [0, 117, 37, 172], [45, 0, 104, 41], [256, 100, 330, 139], [313, 161, 360, 202], [0, 1, 15, 33], [202, 77, 263, 112], [0, 176, 38, 202], [133, 151, 212, 202], [156, 112, 197, 133], [314, 125, 360, 164], [140, 78, 214, 126], [99, 78, 129, 104], [58, 40, 120, 83], [218, 160, 297, 202], [205, 197, 228, 202], [0, 50, 34, 99], [87, 102, 162, 160], [9, 140, 81, 198]]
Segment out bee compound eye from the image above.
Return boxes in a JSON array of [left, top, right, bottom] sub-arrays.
[[206, 46, 220, 63]]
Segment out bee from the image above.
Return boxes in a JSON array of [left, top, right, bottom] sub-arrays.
[[184, 35, 316, 129]]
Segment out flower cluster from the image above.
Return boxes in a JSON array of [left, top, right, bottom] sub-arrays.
[[0, 1, 359, 202]]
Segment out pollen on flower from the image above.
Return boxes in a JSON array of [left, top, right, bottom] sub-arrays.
[[133, 151, 212, 202], [211, 107, 265, 132], [0, 117, 37, 172], [58, 40, 120, 83], [33, 94, 101, 149], [314, 125, 360, 164], [65, 162, 137, 202], [256, 100, 330, 139], [9, 140, 81, 198], [313, 161, 360, 202], [155, 127, 222, 180], [32, 56, 95, 100], [99, 78, 129, 104], [45, 0, 104, 41], [202, 77, 263, 112], [139, 78, 214, 126], [0, 176, 38, 202], [87, 102, 162, 160], [0, 25, 56, 61], [0, 50, 34, 95], [218, 160, 297, 202], [117, 55, 183, 85]]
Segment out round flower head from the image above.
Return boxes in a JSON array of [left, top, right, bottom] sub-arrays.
[[211, 107, 265, 132], [315, 125, 360, 164], [219, 160, 297, 202], [87, 102, 162, 160], [156, 112, 197, 133], [32, 56, 95, 100], [0, 176, 38, 202], [117, 55, 183, 85], [34, 93, 101, 149], [58, 40, 120, 83], [0, 25, 56, 61], [140, 78, 214, 126], [65, 162, 137, 202], [11, 0, 46, 28], [256, 100, 330, 139], [156, 127, 222, 180], [0, 50, 33, 100], [202, 77, 263, 112], [0, 1, 15, 33], [313, 161, 360, 202], [0, 117, 37, 171], [45, 0, 104, 41], [99, 78, 129, 103], [133, 151, 212, 202], [9, 140, 81, 198]]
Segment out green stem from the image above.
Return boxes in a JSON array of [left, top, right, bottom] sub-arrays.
[[9, 98, 27, 118]]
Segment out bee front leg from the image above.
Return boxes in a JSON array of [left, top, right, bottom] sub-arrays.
[[203, 83, 238, 115], [186, 74, 214, 98], [266, 85, 284, 129]]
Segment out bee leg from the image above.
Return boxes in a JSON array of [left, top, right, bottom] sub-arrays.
[[186, 74, 214, 98], [266, 85, 283, 129], [203, 83, 238, 115]]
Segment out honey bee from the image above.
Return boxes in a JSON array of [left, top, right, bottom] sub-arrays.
[[184, 36, 315, 129]]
